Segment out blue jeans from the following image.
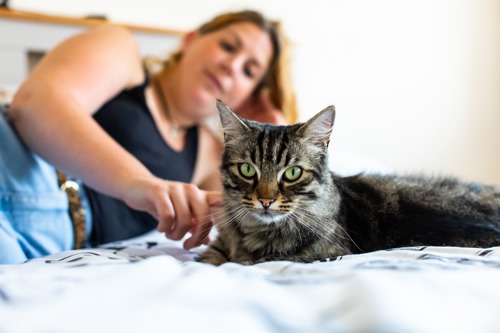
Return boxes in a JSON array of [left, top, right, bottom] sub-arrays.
[[0, 106, 91, 264]]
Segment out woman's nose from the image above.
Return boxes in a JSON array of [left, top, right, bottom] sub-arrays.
[[220, 55, 242, 76]]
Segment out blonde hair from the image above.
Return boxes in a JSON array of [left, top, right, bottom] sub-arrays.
[[146, 10, 298, 124]]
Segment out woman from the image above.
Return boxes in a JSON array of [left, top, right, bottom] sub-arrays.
[[0, 10, 298, 264]]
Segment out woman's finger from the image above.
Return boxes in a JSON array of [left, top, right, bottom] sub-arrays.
[[155, 187, 176, 234], [205, 191, 223, 207], [183, 217, 213, 250], [167, 184, 193, 240], [183, 188, 214, 248]]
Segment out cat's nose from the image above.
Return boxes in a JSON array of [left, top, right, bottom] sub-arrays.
[[258, 198, 276, 209]]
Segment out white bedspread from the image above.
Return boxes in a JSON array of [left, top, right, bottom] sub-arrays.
[[1, 231, 499, 333]]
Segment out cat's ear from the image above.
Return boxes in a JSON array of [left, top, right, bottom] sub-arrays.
[[297, 105, 336, 148], [216, 99, 250, 140]]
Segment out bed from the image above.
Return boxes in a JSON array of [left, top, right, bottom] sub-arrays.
[[1, 229, 499, 333], [1, 83, 498, 332]]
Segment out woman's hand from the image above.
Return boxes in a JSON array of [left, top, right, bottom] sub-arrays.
[[121, 177, 223, 250], [236, 90, 286, 125]]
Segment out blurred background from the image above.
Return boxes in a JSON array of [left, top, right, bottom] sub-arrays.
[[2, 0, 499, 185]]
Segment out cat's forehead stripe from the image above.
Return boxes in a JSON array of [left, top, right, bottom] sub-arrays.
[[251, 147, 258, 165], [271, 127, 289, 165], [265, 129, 277, 163], [261, 128, 272, 164], [257, 129, 265, 164], [276, 133, 288, 165]]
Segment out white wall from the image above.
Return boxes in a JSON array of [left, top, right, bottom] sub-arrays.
[[9, 0, 500, 185]]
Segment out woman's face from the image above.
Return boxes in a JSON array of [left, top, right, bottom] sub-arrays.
[[177, 22, 274, 115]]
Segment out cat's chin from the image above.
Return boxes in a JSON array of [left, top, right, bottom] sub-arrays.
[[250, 212, 286, 225]]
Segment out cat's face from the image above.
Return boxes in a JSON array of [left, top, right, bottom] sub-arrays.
[[216, 100, 335, 225]]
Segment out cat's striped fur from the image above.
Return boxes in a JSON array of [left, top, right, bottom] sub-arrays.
[[197, 100, 500, 265]]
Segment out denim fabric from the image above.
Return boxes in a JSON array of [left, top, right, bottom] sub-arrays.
[[0, 106, 91, 263]]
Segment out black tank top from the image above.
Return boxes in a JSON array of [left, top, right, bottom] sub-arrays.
[[85, 75, 198, 245]]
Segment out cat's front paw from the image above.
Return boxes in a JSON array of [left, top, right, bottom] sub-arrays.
[[196, 248, 228, 266]]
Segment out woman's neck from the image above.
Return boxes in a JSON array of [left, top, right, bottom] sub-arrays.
[[149, 71, 191, 152], [158, 68, 197, 130]]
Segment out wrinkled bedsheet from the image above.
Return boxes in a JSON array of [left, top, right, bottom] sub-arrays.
[[1, 231, 500, 333]]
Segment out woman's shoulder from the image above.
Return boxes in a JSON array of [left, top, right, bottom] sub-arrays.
[[13, 25, 146, 115], [66, 25, 145, 88], [82, 25, 140, 54]]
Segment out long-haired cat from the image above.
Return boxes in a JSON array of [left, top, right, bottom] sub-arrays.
[[197, 100, 500, 265]]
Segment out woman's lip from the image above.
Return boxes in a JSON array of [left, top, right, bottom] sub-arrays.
[[204, 70, 223, 92]]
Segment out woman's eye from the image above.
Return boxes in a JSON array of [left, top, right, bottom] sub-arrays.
[[283, 166, 302, 181], [243, 66, 255, 79], [220, 41, 235, 52], [239, 163, 256, 178]]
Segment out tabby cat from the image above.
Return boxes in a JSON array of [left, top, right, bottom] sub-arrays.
[[197, 100, 500, 265]]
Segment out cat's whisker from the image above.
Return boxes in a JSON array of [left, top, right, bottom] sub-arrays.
[[296, 219, 351, 255], [295, 211, 348, 242], [191, 202, 243, 221], [191, 205, 247, 237], [286, 213, 304, 245], [294, 207, 361, 253], [290, 208, 352, 253], [289, 214, 350, 255], [287, 211, 329, 240], [216, 207, 248, 232], [331, 215, 363, 253], [217, 210, 250, 233]]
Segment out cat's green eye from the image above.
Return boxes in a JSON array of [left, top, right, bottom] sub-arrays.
[[239, 163, 256, 178], [284, 166, 302, 181]]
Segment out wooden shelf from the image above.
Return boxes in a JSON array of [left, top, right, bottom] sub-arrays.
[[0, 7, 184, 36], [0, 7, 182, 86]]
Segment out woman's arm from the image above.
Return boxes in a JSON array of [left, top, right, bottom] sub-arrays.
[[9, 25, 148, 198], [9, 26, 221, 248]]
